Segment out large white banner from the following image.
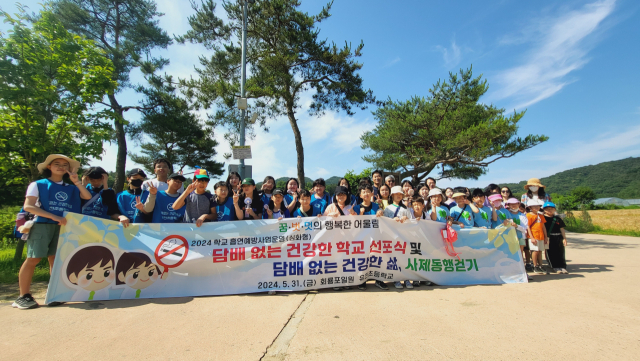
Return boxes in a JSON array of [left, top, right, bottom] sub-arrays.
[[45, 213, 526, 303]]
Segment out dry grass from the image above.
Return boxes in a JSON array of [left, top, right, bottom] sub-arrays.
[[587, 209, 640, 232]]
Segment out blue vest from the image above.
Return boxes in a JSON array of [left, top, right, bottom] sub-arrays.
[[35, 179, 81, 223], [353, 202, 380, 215], [117, 190, 149, 222], [216, 196, 237, 221], [310, 193, 331, 214], [82, 185, 109, 219], [151, 191, 185, 223], [293, 206, 321, 218]]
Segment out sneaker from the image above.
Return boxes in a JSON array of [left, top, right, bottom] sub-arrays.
[[412, 281, 420, 287], [48, 301, 66, 307], [534, 266, 545, 274], [374, 280, 388, 290], [343, 286, 352, 290], [12, 294, 38, 310], [332, 287, 342, 291], [525, 263, 534, 272], [357, 283, 367, 290], [561, 268, 569, 274], [553, 268, 562, 273], [394, 281, 403, 289], [423, 281, 434, 286], [404, 280, 413, 289], [268, 290, 276, 295]]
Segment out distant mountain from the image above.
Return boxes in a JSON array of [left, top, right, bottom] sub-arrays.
[[501, 157, 640, 199]]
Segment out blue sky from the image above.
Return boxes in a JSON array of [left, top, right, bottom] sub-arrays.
[[2, 0, 639, 192]]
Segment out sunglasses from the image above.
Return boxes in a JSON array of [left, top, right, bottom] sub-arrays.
[[501, 190, 510, 194]]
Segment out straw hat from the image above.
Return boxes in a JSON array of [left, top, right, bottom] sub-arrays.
[[451, 192, 467, 198], [524, 178, 545, 190], [37, 154, 81, 173]]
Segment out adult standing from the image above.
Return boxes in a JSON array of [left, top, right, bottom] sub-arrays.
[[141, 158, 184, 194], [521, 178, 551, 205], [426, 177, 437, 190]]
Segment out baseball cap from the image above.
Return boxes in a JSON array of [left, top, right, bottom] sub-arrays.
[[126, 168, 147, 178], [334, 186, 348, 195], [241, 178, 255, 186], [168, 173, 186, 182], [272, 189, 284, 196], [194, 168, 210, 180], [543, 201, 556, 209], [86, 166, 108, 179]]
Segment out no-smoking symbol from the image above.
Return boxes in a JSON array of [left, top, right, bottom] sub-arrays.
[[154, 235, 189, 273]]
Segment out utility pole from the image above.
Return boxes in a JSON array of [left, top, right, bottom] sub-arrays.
[[239, 0, 249, 179]]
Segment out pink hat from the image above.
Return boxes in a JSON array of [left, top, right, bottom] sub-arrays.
[[488, 194, 502, 202], [505, 198, 520, 204]]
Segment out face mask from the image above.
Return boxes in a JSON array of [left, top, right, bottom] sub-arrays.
[[129, 179, 143, 187], [529, 186, 539, 192]]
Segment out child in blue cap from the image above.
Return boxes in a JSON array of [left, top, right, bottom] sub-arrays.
[[543, 202, 568, 274]]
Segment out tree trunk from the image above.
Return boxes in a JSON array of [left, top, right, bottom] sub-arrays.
[[286, 104, 305, 189], [109, 94, 127, 193]]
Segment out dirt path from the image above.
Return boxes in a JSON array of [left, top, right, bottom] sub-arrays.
[[1, 232, 638, 361]]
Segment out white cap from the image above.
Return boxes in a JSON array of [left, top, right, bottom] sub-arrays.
[[428, 188, 443, 198], [390, 186, 404, 195], [527, 198, 545, 207]]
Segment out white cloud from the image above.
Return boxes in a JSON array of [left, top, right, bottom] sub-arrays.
[[490, 0, 616, 109], [299, 111, 375, 153], [435, 40, 461, 68], [382, 56, 401, 68]]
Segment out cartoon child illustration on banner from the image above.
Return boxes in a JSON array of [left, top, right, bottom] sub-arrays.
[[65, 245, 116, 301], [115, 251, 169, 299]]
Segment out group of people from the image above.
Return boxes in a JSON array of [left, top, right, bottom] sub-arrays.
[[11, 154, 568, 309]]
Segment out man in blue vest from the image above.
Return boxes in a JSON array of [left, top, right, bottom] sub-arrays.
[[14, 154, 92, 310]]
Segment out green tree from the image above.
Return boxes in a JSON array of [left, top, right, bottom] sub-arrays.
[[571, 186, 596, 206], [361, 68, 548, 184], [343, 168, 372, 194], [52, 0, 172, 192], [179, 0, 375, 189], [128, 74, 224, 177], [0, 9, 116, 191]]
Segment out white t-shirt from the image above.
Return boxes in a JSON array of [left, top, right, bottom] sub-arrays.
[[141, 179, 184, 194], [26, 180, 67, 206], [383, 204, 410, 219]]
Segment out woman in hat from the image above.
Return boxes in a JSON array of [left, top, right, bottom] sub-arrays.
[[521, 178, 551, 206], [14, 154, 92, 310]]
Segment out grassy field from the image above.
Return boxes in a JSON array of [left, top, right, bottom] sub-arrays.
[[587, 209, 640, 232], [566, 209, 640, 237], [0, 247, 50, 284]]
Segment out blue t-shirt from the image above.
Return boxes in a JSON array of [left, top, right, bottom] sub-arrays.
[[428, 205, 450, 223], [293, 206, 322, 218], [310, 193, 331, 214], [450, 204, 474, 227], [493, 207, 512, 228], [215, 196, 237, 221], [352, 202, 380, 215], [474, 206, 493, 228]]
